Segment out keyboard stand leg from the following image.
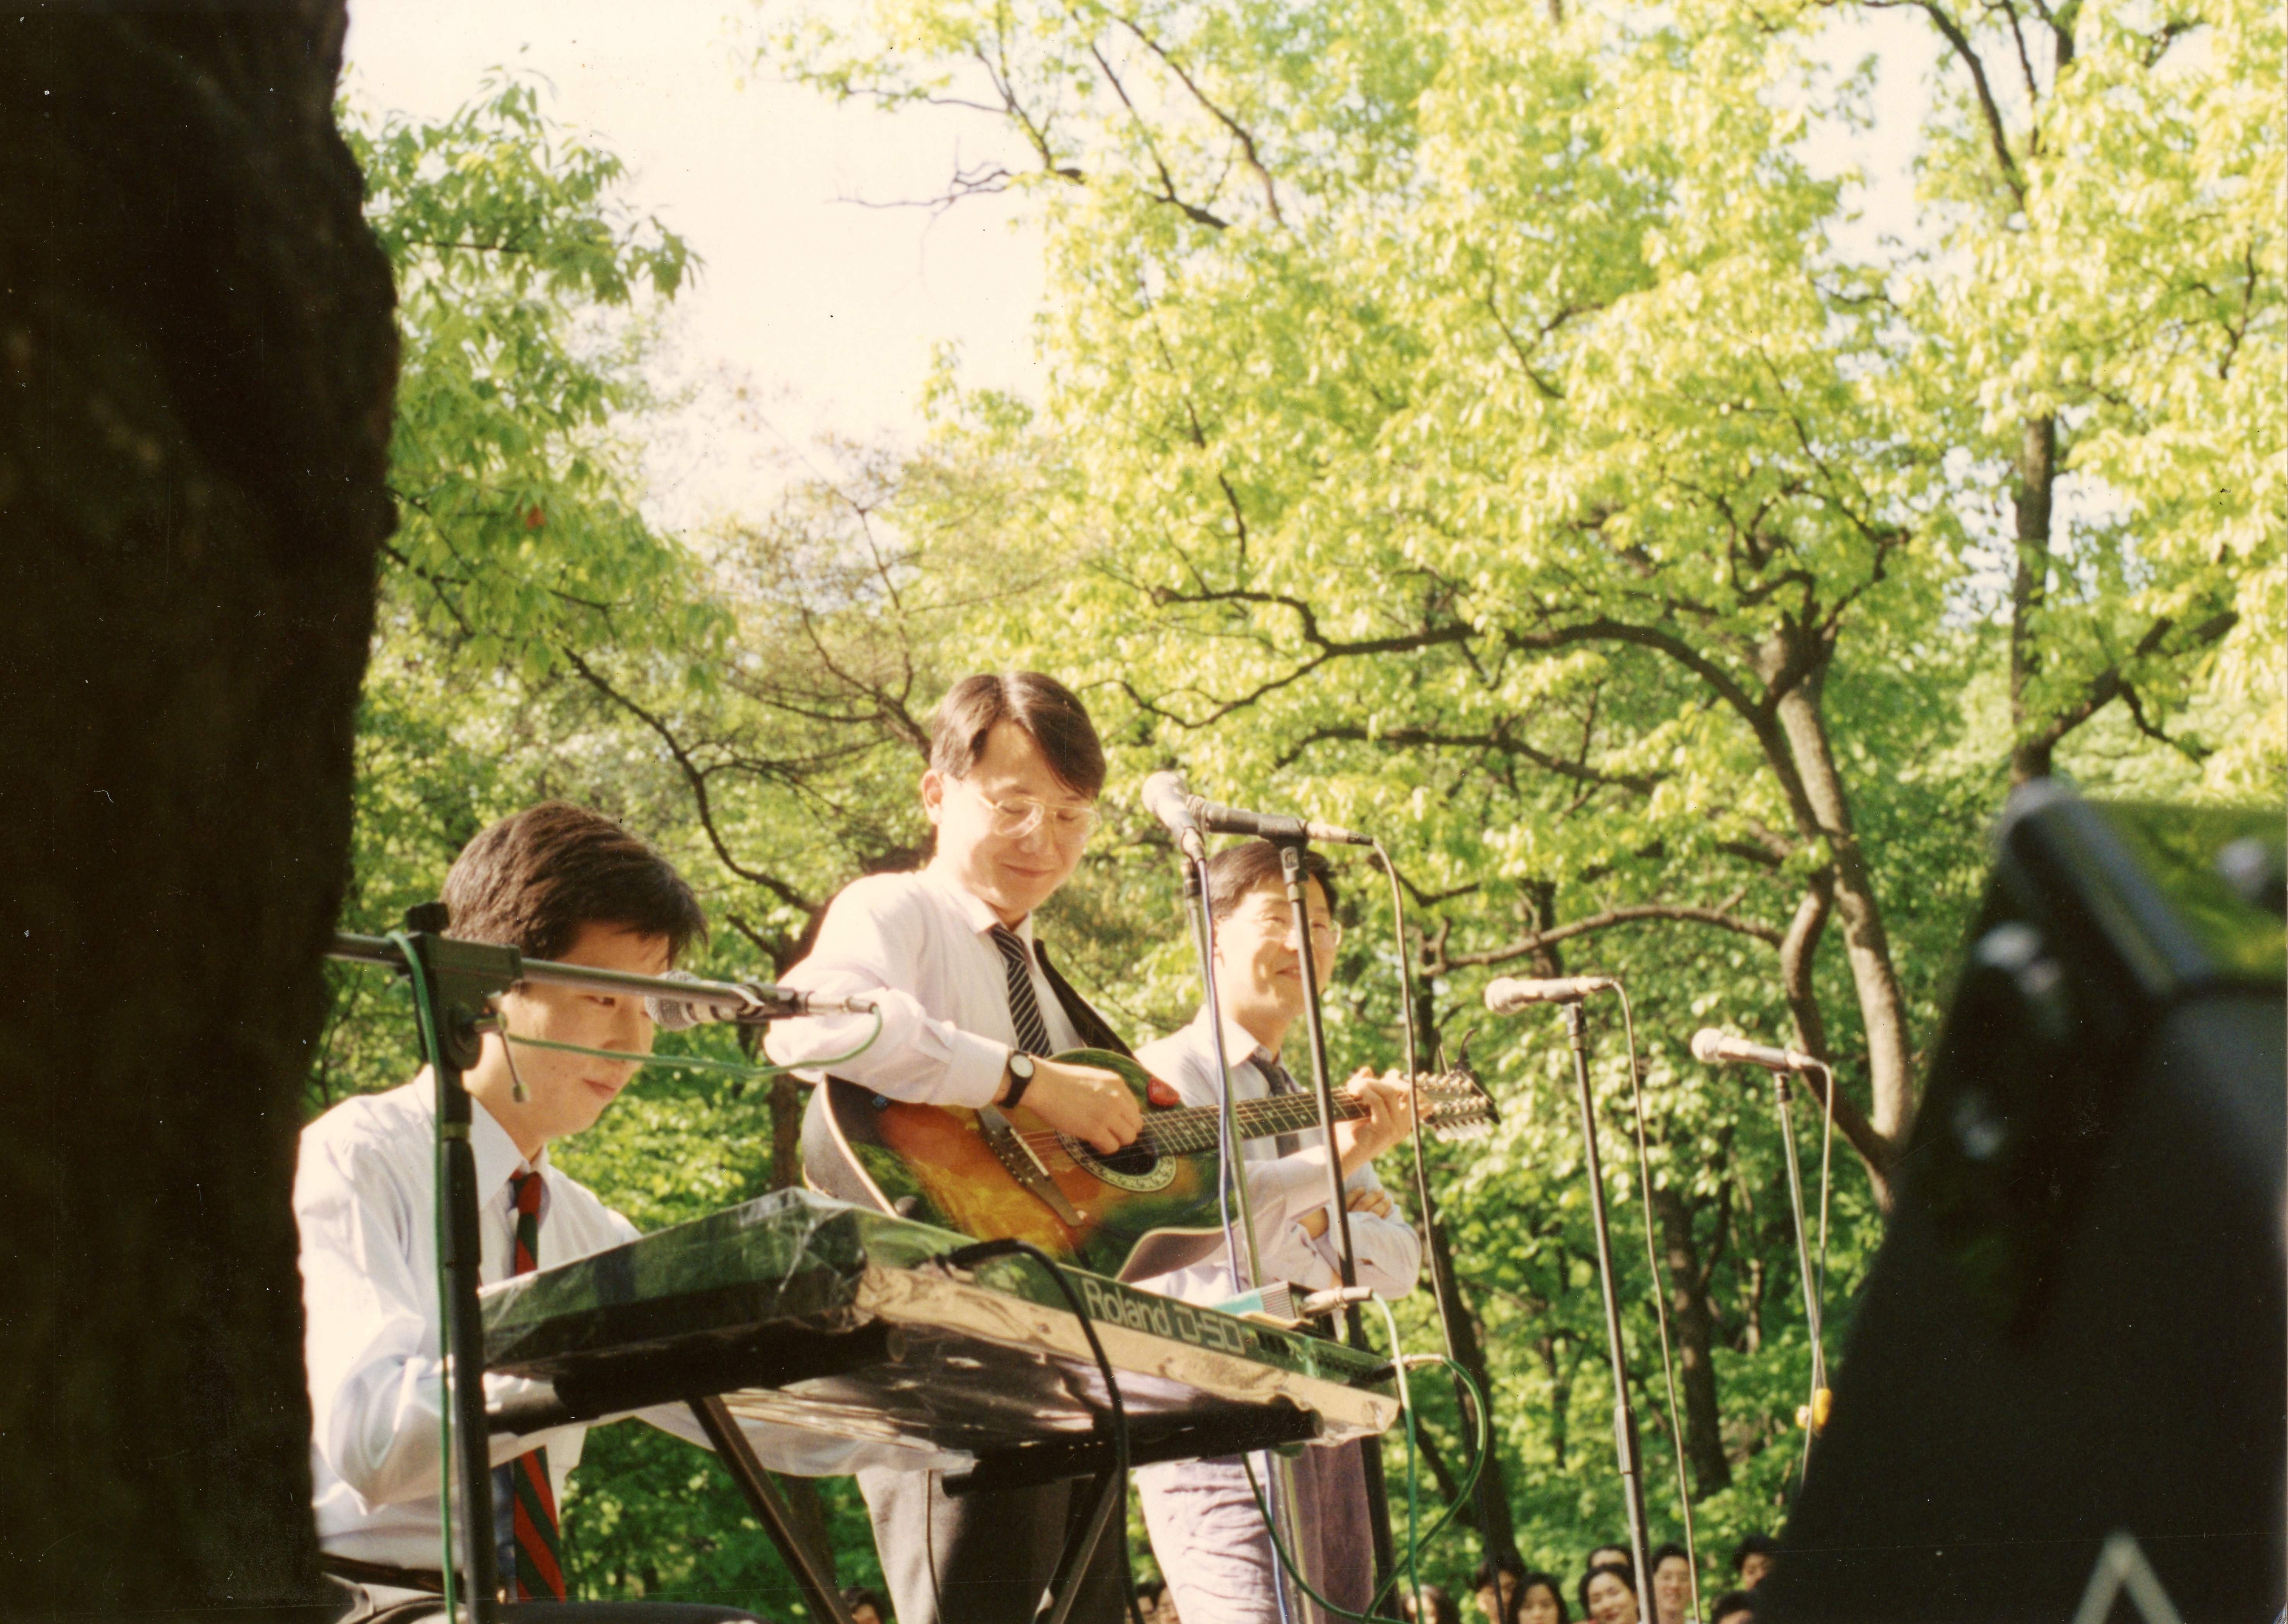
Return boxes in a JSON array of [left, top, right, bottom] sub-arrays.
[[1036, 1468, 1120, 1624], [688, 1395, 856, 1624]]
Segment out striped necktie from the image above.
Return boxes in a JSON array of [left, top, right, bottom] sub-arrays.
[[1259, 1055, 1305, 1158], [495, 1170, 565, 1601], [989, 924, 1054, 1057]]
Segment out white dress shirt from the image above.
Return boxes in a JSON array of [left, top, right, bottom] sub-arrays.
[[295, 1079, 911, 1569], [1132, 1008, 1422, 1306], [764, 860, 1082, 1100]]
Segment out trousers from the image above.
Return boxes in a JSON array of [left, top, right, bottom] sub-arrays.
[[1138, 1443, 1375, 1624], [859, 1465, 1129, 1624]]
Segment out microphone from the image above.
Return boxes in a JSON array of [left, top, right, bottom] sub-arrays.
[[1141, 771, 1206, 858], [1484, 975, 1620, 1012], [1690, 1028, 1819, 1073], [644, 971, 876, 1030], [1191, 797, 1372, 846], [1140, 772, 1372, 847]]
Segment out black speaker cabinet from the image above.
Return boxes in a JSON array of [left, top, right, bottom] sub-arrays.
[[1766, 783, 2285, 1624]]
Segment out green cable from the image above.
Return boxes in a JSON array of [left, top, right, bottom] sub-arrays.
[[1375, 1297, 1423, 1617], [1240, 1342, 1490, 1622], [501, 1005, 884, 1079], [390, 931, 462, 1624]]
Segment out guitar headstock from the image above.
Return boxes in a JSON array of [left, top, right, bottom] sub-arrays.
[[1405, 1069, 1499, 1141]]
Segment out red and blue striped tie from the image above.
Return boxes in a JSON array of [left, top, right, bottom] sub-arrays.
[[496, 1170, 565, 1601]]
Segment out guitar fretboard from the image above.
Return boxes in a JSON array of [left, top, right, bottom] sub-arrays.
[[1131, 1092, 1373, 1158]]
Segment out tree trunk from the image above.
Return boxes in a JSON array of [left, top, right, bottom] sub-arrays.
[[1769, 673, 1916, 1144], [1647, 1185, 1731, 1494], [1537, 1334, 1574, 1474], [2008, 414, 2059, 785], [0, 7, 396, 1614]]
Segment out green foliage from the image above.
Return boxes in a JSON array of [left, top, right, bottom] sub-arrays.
[[317, 4, 2281, 1610], [348, 74, 715, 678], [751, 0, 2281, 1593]]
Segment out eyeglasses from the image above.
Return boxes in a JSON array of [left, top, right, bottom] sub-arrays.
[[957, 779, 1101, 844], [1237, 908, 1344, 950]]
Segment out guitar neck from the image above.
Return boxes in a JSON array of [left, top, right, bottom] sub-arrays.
[[1141, 1090, 1367, 1159]]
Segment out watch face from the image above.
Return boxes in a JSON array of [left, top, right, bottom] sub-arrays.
[[1009, 1052, 1036, 1079]]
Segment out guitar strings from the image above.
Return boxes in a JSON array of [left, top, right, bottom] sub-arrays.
[[1005, 1078, 1492, 1160]]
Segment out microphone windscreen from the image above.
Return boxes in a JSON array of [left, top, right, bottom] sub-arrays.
[[1483, 977, 1528, 1014], [644, 969, 704, 1031], [1690, 1028, 1727, 1063]]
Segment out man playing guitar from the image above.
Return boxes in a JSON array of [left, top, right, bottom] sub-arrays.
[[1132, 839, 1422, 1623], [767, 671, 1141, 1624]]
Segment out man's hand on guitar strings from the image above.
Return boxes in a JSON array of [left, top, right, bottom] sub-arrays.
[[1332, 1067, 1427, 1174], [1019, 1055, 1143, 1154]]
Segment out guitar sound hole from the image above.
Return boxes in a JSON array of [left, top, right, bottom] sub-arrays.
[[1095, 1142, 1158, 1180]]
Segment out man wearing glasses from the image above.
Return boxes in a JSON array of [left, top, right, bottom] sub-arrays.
[[1130, 839, 1421, 1624], [768, 671, 1141, 1624]]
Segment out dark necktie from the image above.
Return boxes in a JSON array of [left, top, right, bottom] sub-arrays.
[[495, 1170, 565, 1601], [1259, 1055, 1305, 1158], [990, 924, 1054, 1057]]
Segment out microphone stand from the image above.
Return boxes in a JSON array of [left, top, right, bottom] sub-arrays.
[[1561, 999, 1652, 1590], [1772, 1063, 1832, 1485], [1179, 845, 1265, 1288], [1279, 838, 1401, 1617], [388, 906, 519, 1622]]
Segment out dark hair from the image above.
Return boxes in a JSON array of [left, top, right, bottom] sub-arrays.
[[1708, 1590, 1755, 1624], [838, 1586, 886, 1614], [1649, 1542, 1689, 1573], [443, 801, 705, 966], [1579, 1563, 1637, 1621], [1517, 1573, 1570, 1624], [1135, 1578, 1166, 1603], [1400, 1581, 1460, 1624], [1205, 838, 1341, 921], [930, 671, 1105, 798], [1471, 1556, 1525, 1590], [1731, 1534, 1778, 1574]]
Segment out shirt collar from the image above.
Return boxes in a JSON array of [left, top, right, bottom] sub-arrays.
[[1189, 1003, 1279, 1071], [406, 1074, 549, 1211], [471, 1093, 548, 1206], [922, 857, 1035, 943]]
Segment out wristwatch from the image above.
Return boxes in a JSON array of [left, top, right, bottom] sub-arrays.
[[1000, 1050, 1038, 1109]]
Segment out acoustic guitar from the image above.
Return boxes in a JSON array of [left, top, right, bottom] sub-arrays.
[[801, 1048, 1496, 1281]]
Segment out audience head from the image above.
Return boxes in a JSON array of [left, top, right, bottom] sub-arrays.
[[1514, 1571, 1569, 1624], [1401, 1581, 1461, 1624], [1584, 1544, 1631, 1576], [1579, 1563, 1640, 1624], [1731, 1533, 1779, 1590], [838, 1586, 886, 1624], [1473, 1554, 1526, 1622], [1648, 1542, 1691, 1624], [1709, 1589, 1757, 1624]]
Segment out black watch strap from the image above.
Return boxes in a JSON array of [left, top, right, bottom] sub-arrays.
[[1002, 1051, 1037, 1110]]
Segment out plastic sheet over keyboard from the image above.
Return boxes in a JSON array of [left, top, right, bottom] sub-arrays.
[[481, 1188, 1397, 1481]]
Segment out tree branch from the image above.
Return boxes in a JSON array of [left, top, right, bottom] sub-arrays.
[[1438, 901, 1783, 972], [557, 647, 813, 913], [1116, 16, 1285, 225]]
